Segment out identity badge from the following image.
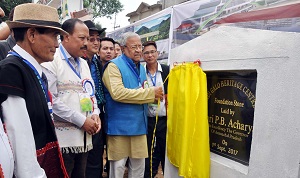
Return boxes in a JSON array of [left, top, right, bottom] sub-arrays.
[[82, 79, 95, 96], [79, 93, 93, 112]]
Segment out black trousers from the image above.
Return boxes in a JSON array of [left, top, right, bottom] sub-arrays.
[[86, 112, 106, 178], [144, 116, 167, 178], [62, 151, 88, 178]]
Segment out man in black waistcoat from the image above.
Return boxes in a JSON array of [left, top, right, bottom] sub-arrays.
[[0, 3, 68, 177]]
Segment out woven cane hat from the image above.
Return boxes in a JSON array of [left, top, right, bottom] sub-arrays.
[[6, 3, 67, 34]]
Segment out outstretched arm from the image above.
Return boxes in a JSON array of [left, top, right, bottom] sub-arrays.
[[102, 63, 164, 104]]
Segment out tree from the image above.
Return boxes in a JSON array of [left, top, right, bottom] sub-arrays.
[[83, 0, 123, 20], [94, 23, 106, 37], [0, 0, 31, 22]]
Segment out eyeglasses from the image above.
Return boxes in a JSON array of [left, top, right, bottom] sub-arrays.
[[89, 37, 101, 42], [143, 50, 157, 56], [124, 45, 142, 51]]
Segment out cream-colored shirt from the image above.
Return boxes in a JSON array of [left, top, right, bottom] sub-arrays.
[[102, 62, 156, 160]]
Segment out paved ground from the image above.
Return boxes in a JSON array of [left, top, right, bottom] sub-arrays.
[[102, 163, 164, 178], [123, 165, 164, 178], [102, 150, 164, 178]]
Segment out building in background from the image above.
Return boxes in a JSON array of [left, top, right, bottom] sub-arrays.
[[126, 0, 191, 24], [34, 0, 83, 22], [160, 0, 191, 9], [126, 2, 162, 24]]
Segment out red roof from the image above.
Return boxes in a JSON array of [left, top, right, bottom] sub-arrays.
[[215, 2, 300, 24], [176, 23, 193, 30]]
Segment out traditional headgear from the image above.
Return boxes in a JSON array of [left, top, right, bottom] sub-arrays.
[[84, 20, 106, 35], [6, 3, 67, 34]]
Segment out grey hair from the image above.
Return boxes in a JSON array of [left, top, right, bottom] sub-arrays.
[[119, 32, 140, 46]]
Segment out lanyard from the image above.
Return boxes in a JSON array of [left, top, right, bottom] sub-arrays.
[[60, 45, 81, 79], [92, 55, 97, 63], [8, 51, 52, 113], [124, 58, 141, 86], [147, 70, 157, 86]]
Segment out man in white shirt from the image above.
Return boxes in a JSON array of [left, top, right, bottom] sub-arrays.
[[142, 41, 169, 178], [42, 18, 101, 178], [0, 3, 68, 177]]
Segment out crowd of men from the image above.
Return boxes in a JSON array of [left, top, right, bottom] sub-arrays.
[[0, 3, 169, 178]]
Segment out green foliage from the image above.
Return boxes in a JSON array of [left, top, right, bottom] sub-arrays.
[[136, 26, 151, 35], [137, 16, 171, 43], [95, 23, 106, 37], [158, 17, 171, 40], [83, 0, 123, 20], [0, 0, 31, 21], [95, 23, 102, 29]]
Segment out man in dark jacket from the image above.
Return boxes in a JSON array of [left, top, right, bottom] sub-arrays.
[[83, 20, 110, 178], [142, 41, 169, 178]]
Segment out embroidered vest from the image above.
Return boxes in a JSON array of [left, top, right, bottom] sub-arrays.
[[43, 50, 94, 153]]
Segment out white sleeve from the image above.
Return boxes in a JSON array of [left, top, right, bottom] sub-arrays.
[[0, 119, 14, 178], [42, 66, 86, 128], [2, 95, 46, 178]]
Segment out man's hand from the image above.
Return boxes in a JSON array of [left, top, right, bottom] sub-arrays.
[[0, 7, 4, 18], [82, 116, 99, 135], [91, 114, 101, 133], [154, 86, 164, 101]]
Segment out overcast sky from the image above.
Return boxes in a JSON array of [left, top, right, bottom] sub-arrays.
[[96, 0, 158, 32]]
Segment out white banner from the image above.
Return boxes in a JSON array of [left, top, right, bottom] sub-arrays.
[[107, 7, 173, 64], [107, 0, 300, 64], [171, 0, 300, 49]]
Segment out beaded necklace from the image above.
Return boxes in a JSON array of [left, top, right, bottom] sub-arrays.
[[92, 56, 106, 105]]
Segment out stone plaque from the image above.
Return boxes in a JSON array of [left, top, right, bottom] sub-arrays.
[[207, 71, 257, 165]]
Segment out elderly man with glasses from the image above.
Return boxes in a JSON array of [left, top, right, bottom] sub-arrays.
[[102, 32, 164, 178]]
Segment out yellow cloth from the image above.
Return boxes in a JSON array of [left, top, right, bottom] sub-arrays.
[[167, 63, 210, 178]]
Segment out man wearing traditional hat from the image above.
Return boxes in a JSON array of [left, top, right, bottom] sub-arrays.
[[82, 19, 108, 178], [42, 18, 101, 178], [0, 3, 68, 177]]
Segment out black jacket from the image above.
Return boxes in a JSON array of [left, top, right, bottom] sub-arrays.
[[160, 63, 170, 94], [0, 35, 16, 61]]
